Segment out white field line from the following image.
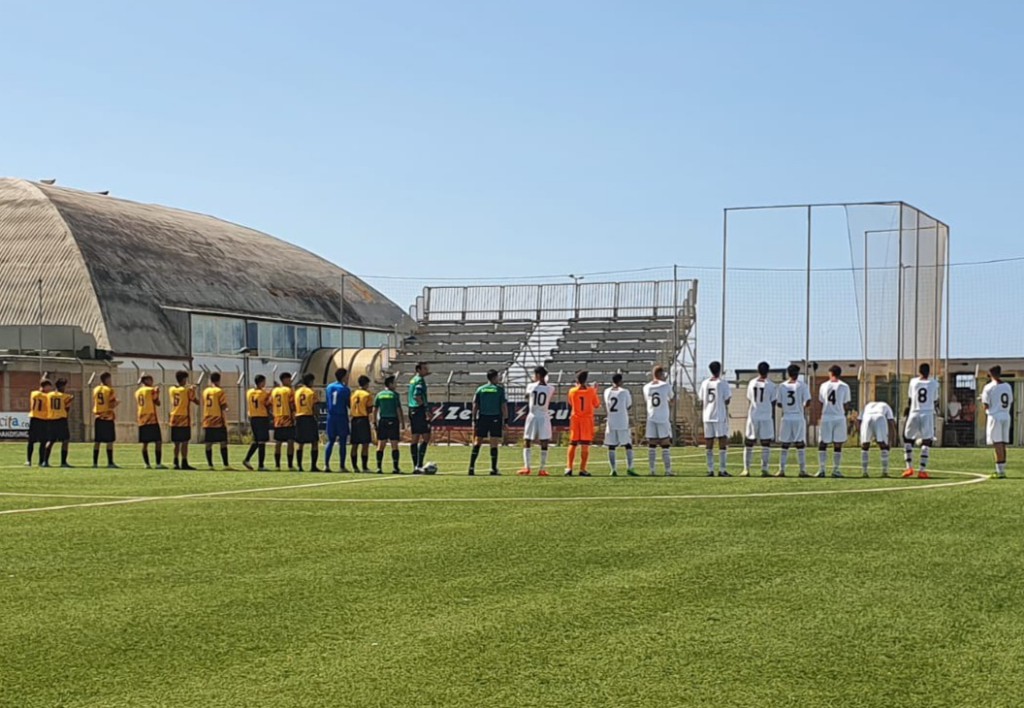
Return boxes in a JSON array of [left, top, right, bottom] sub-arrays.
[[0, 475, 402, 517], [201, 469, 989, 505], [0, 492, 140, 500]]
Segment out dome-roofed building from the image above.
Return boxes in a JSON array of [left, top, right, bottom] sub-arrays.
[[0, 177, 413, 440]]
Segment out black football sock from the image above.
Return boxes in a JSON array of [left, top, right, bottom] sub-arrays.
[[93, 447, 100, 466], [142, 449, 150, 467], [392, 449, 401, 471], [206, 449, 214, 467], [410, 445, 420, 469], [469, 445, 481, 470], [297, 448, 304, 470], [361, 453, 369, 471], [275, 450, 281, 469], [418, 442, 429, 467], [287, 450, 294, 469], [106, 449, 114, 466], [156, 448, 162, 466], [490, 447, 499, 471], [258, 445, 266, 468], [220, 447, 229, 467], [27, 443, 34, 464], [311, 449, 319, 470], [244, 443, 258, 463], [376, 449, 385, 470], [61, 446, 68, 466]]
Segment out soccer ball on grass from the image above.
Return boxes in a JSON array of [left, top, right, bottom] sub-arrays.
[[423, 462, 438, 475]]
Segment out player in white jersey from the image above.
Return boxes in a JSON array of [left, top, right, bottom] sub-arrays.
[[776, 364, 811, 477], [643, 366, 675, 476], [860, 401, 897, 478], [743, 361, 777, 477], [817, 365, 851, 478], [518, 367, 554, 476], [981, 364, 1013, 479], [699, 361, 732, 476], [902, 362, 941, 479], [603, 374, 637, 476]]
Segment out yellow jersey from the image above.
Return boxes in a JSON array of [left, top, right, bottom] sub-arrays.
[[271, 386, 294, 427], [247, 388, 271, 418], [351, 389, 373, 418], [294, 385, 318, 418], [48, 391, 72, 420], [136, 386, 160, 426], [168, 385, 196, 428], [202, 386, 228, 429], [29, 390, 51, 420], [93, 385, 117, 420]]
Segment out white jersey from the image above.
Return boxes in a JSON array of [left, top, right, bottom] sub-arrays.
[[863, 401, 895, 420], [603, 386, 632, 429], [982, 381, 1013, 420], [819, 379, 850, 420], [643, 380, 674, 425], [778, 380, 811, 419], [746, 378, 777, 421], [908, 377, 940, 415], [699, 378, 731, 423], [525, 382, 554, 418]]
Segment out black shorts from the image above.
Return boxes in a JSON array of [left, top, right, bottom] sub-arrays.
[[251, 417, 271, 443], [376, 417, 400, 442], [29, 418, 50, 444], [204, 426, 227, 444], [274, 425, 295, 442], [95, 418, 116, 444], [475, 414, 503, 439], [171, 426, 191, 443], [138, 424, 162, 444], [49, 419, 70, 443], [351, 417, 373, 445], [296, 416, 319, 444], [409, 407, 431, 435]]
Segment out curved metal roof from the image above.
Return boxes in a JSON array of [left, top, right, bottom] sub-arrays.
[[0, 178, 412, 357]]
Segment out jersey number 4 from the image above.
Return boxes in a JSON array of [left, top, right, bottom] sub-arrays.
[[827, 390, 837, 405]]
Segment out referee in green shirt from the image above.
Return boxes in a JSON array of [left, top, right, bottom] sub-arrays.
[[374, 375, 405, 473], [408, 362, 431, 473], [469, 369, 507, 476]]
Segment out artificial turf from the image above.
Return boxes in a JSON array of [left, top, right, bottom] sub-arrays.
[[0, 443, 1019, 707]]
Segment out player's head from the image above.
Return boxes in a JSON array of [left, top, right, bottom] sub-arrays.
[[210, 372, 221, 385], [335, 368, 348, 383], [40, 378, 53, 391], [358, 375, 371, 388], [384, 375, 396, 389], [612, 373, 623, 386], [100, 372, 111, 385], [255, 374, 266, 388], [280, 372, 292, 385], [302, 373, 315, 387], [919, 362, 930, 378], [55, 378, 67, 392], [786, 364, 800, 380], [486, 369, 499, 384], [757, 361, 770, 378], [140, 374, 153, 386], [652, 365, 667, 381], [709, 361, 722, 377], [576, 370, 589, 385], [989, 365, 1002, 380], [175, 370, 189, 385], [533, 366, 548, 383], [415, 362, 430, 376], [828, 365, 842, 379]]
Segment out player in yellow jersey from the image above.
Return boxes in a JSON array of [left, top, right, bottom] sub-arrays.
[[46, 378, 74, 468], [242, 374, 272, 471], [350, 375, 375, 472], [168, 370, 199, 470], [271, 373, 296, 470], [202, 372, 232, 470], [92, 372, 119, 468], [135, 375, 165, 469], [27, 378, 53, 467], [294, 373, 321, 472]]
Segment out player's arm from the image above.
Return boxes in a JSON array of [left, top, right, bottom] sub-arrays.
[[887, 416, 898, 443], [153, 389, 161, 407], [471, 391, 480, 421], [398, 399, 406, 430], [220, 391, 229, 414]]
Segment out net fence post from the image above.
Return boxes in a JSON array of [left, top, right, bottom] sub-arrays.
[[805, 205, 812, 439]]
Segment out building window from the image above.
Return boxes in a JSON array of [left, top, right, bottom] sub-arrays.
[[272, 324, 295, 359], [364, 331, 390, 348], [246, 321, 259, 352], [217, 318, 245, 355], [344, 329, 363, 348], [191, 315, 244, 356], [296, 326, 320, 358]]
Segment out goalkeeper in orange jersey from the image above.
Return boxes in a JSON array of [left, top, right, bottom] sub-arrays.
[[565, 370, 601, 476]]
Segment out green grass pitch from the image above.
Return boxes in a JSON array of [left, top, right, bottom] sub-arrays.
[[0, 442, 1021, 707]]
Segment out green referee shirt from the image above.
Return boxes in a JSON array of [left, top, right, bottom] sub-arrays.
[[375, 390, 400, 419], [408, 375, 427, 409], [474, 383, 506, 417]]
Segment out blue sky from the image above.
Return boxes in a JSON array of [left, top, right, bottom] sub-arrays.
[[2, 0, 1019, 283]]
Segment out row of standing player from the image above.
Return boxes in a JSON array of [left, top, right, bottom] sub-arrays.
[[698, 361, 1013, 479]]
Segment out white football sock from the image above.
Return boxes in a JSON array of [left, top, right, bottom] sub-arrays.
[[626, 447, 635, 469], [779, 448, 789, 472], [920, 445, 930, 470], [706, 448, 714, 472], [648, 447, 657, 473], [743, 446, 753, 470], [904, 443, 914, 467], [881, 449, 890, 473], [539, 448, 548, 470], [797, 448, 806, 472], [523, 447, 532, 470], [662, 448, 672, 474], [760, 446, 770, 471], [834, 450, 843, 472], [861, 449, 869, 473], [719, 449, 728, 472], [818, 449, 827, 471], [608, 448, 617, 472]]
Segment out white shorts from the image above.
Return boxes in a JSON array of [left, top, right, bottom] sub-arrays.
[[703, 421, 729, 440], [987, 416, 1011, 445], [819, 418, 848, 444], [778, 417, 806, 445], [860, 415, 889, 445], [524, 414, 552, 441], [745, 418, 775, 441], [646, 421, 672, 441], [605, 428, 633, 447], [904, 412, 935, 442]]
